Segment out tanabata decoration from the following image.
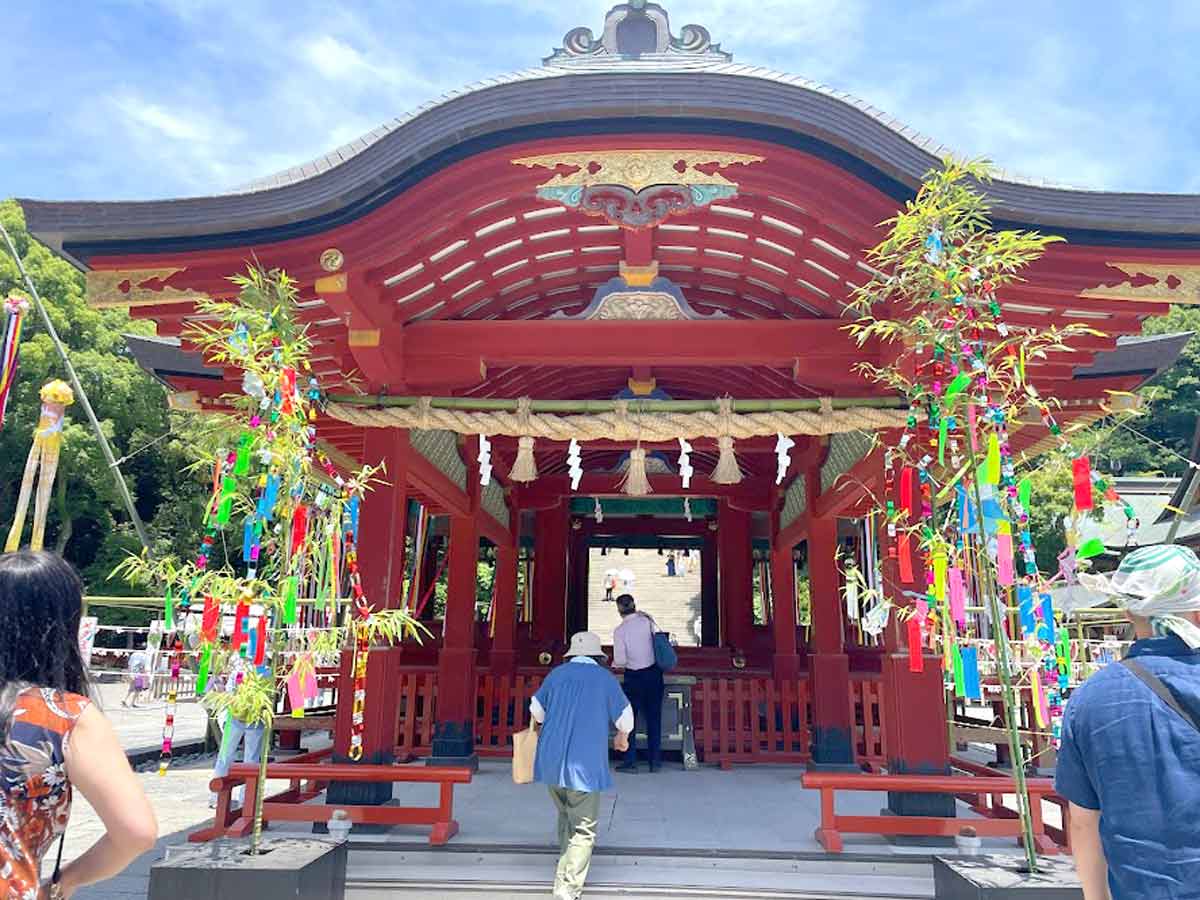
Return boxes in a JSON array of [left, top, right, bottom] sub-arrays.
[[479, 434, 494, 487], [565, 438, 580, 490], [774, 432, 795, 485], [0, 295, 29, 429], [5, 380, 74, 552], [113, 267, 423, 833]]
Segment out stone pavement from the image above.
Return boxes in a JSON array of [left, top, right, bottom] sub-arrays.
[[92, 680, 209, 756]]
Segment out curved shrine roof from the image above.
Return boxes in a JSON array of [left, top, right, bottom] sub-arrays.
[[19, 3, 1200, 263]]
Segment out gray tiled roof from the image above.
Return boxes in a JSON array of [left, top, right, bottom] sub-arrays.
[[21, 57, 1200, 264]]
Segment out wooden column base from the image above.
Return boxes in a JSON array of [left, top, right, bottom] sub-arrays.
[[809, 652, 856, 768]]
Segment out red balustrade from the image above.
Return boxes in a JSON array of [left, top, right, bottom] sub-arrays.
[[693, 676, 811, 767], [848, 674, 886, 769]]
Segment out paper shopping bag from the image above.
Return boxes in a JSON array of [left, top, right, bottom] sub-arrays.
[[512, 723, 538, 784]]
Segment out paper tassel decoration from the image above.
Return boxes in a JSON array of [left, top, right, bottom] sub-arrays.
[[565, 438, 581, 491], [907, 616, 924, 672], [677, 438, 694, 489], [1072, 456, 1093, 512], [961, 646, 982, 699], [0, 296, 29, 429], [478, 434, 493, 486], [5, 380, 74, 552], [511, 435, 538, 482], [622, 447, 652, 496], [683, 497, 693, 522], [774, 432, 795, 485], [710, 435, 742, 484]]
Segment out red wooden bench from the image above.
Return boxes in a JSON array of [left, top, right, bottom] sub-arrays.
[[802, 771, 1060, 855], [191, 752, 472, 846], [951, 756, 1072, 853]]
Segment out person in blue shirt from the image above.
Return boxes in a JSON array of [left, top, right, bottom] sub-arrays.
[[530, 631, 633, 900], [1061, 544, 1200, 899]]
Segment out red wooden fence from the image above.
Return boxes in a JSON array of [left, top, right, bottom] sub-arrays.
[[848, 674, 886, 769], [693, 676, 810, 766], [475, 672, 544, 756], [394, 668, 438, 757]]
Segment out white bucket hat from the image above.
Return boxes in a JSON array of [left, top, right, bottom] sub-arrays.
[[564, 631, 606, 659], [1079, 544, 1200, 648]]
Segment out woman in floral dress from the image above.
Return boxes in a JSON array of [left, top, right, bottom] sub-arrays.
[[0, 551, 156, 899]]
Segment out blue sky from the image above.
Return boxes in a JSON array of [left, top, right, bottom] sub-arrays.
[[3, 0, 1197, 201]]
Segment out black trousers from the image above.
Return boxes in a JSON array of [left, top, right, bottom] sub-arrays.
[[623, 665, 665, 765]]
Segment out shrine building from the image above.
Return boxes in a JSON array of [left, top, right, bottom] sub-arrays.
[[20, 2, 1200, 805]]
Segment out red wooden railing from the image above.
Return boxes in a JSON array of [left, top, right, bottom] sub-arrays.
[[693, 676, 810, 766], [475, 672, 544, 755], [395, 667, 438, 757], [848, 674, 886, 769]]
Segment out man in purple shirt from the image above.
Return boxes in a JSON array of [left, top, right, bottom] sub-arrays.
[[612, 594, 664, 773]]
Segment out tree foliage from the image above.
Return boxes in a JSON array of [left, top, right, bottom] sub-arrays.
[[0, 200, 214, 617]]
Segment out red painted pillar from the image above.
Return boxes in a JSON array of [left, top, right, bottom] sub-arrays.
[[331, 428, 409, 803], [718, 501, 753, 651], [490, 543, 519, 676], [432, 512, 480, 767], [878, 477, 952, 813], [770, 536, 801, 680], [533, 504, 569, 655], [807, 510, 855, 768]]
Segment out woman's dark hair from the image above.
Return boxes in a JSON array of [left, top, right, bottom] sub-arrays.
[[0, 551, 89, 707]]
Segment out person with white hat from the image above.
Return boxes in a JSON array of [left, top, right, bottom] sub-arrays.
[[530, 631, 633, 900], [1059, 544, 1200, 899]]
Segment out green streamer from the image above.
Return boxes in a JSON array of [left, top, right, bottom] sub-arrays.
[[1018, 477, 1032, 511], [1077, 538, 1106, 559], [164, 587, 174, 631], [196, 644, 212, 694], [953, 645, 965, 697], [943, 372, 972, 408], [938, 417, 949, 465], [283, 576, 298, 625], [217, 496, 234, 525], [233, 431, 252, 476]]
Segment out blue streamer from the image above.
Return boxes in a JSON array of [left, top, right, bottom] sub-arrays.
[[1017, 585, 1037, 637], [348, 495, 361, 543], [242, 517, 255, 562], [961, 646, 982, 700], [1037, 593, 1056, 644]]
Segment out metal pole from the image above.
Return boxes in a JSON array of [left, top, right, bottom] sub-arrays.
[[1165, 416, 1200, 545], [0, 222, 152, 553]]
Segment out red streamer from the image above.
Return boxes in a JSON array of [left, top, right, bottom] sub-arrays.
[[200, 594, 220, 643], [898, 532, 914, 583], [1072, 456, 1093, 512], [231, 601, 250, 650], [254, 618, 267, 666], [907, 616, 924, 672], [900, 467, 915, 518], [290, 505, 309, 556]]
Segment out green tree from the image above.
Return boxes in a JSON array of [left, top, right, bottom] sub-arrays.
[[1100, 305, 1200, 476], [0, 200, 213, 601]]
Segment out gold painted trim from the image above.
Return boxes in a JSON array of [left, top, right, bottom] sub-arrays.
[[348, 328, 382, 348], [513, 149, 763, 193], [86, 268, 206, 309], [620, 260, 660, 287], [1081, 263, 1200, 304], [315, 272, 348, 294]]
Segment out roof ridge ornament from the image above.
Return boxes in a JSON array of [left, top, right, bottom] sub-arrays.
[[545, 1, 731, 66]]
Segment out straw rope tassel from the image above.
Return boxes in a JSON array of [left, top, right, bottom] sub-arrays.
[[710, 398, 742, 485], [509, 398, 538, 482], [624, 447, 652, 496]]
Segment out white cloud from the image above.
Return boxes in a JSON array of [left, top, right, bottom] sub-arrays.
[[300, 35, 371, 80]]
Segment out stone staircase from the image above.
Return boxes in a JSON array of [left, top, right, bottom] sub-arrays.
[[587, 549, 703, 647], [345, 845, 935, 899]]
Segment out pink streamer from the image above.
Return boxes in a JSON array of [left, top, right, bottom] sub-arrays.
[[286, 671, 305, 712], [948, 567, 967, 627], [966, 403, 979, 453], [996, 532, 1014, 586]]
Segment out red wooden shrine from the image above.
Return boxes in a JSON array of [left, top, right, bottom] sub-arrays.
[[20, 3, 1200, 796]]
